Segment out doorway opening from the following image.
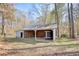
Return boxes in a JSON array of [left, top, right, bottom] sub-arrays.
[[20, 32, 23, 38], [45, 30, 53, 40]]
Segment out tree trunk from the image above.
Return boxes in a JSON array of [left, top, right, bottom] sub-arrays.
[[71, 3, 75, 38], [68, 3, 75, 38], [1, 11, 6, 39], [1, 12, 5, 35], [55, 3, 60, 38], [68, 3, 72, 38]]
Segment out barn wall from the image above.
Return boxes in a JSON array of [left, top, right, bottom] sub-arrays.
[[36, 30, 45, 37], [36, 30, 52, 38], [23, 30, 53, 39], [24, 30, 35, 38], [16, 31, 24, 38]]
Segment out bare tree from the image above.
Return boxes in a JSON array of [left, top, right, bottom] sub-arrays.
[[0, 3, 15, 38], [68, 3, 75, 38], [68, 3, 72, 38], [54, 3, 60, 38], [31, 4, 50, 25]]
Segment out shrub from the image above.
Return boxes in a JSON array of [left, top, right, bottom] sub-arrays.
[[61, 34, 68, 38], [77, 32, 79, 35]]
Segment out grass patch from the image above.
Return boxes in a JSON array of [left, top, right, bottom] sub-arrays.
[[67, 44, 79, 48], [56, 38, 72, 42], [5, 38, 50, 44], [0, 37, 79, 49]]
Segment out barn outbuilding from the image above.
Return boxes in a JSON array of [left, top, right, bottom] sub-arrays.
[[16, 23, 57, 40]]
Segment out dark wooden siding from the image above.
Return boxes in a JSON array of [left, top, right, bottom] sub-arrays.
[[24, 30, 53, 39], [36, 30, 45, 37], [24, 30, 35, 38]]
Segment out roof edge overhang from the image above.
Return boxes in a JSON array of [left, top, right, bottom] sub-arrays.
[[16, 24, 57, 31]]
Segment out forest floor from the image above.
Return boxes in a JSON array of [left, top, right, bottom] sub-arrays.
[[0, 38, 79, 56]]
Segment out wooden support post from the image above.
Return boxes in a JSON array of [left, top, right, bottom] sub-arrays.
[[45, 31, 47, 38], [53, 29, 56, 41], [35, 30, 37, 40], [23, 31, 24, 38]]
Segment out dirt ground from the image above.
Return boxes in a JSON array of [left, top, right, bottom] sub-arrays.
[[0, 45, 79, 56], [0, 38, 79, 56]]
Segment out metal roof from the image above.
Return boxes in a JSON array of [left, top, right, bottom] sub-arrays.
[[20, 23, 57, 31]]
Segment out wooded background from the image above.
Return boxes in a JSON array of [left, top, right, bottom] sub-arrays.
[[0, 3, 79, 39]]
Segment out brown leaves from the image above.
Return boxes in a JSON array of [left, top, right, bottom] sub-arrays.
[[0, 3, 15, 20]]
